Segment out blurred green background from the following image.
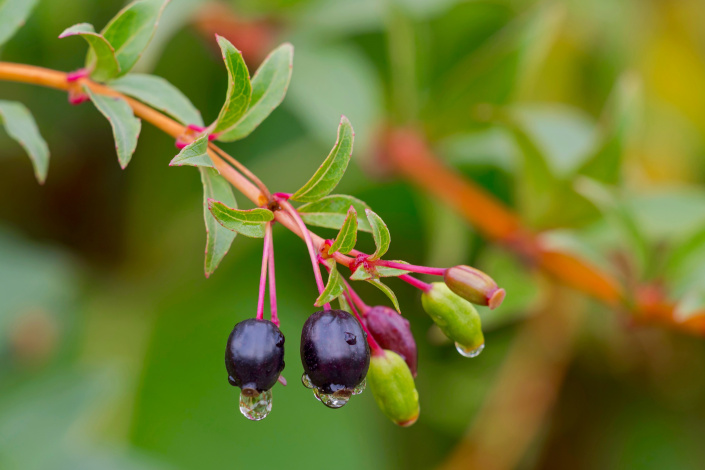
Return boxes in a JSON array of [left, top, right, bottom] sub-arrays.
[[2, 0, 705, 468]]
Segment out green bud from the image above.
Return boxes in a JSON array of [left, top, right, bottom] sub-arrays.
[[421, 282, 484, 357], [444, 265, 505, 310], [368, 350, 420, 427]]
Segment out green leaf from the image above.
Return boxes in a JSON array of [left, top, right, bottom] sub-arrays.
[[83, 86, 141, 169], [216, 43, 293, 141], [0, 0, 39, 48], [58, 23, 120, 82], [109, 73, 203, 125], [297, 195, 372, 232], [291, 116, 354, 202], [366, 208, 390, 261], [169, 134, 213, 168], [329, 206, 358, 255], [0, 100, 49, 184], [99, 0, 169, 76], [200, 168, 236, 277], [578, 73, 641, 185], [315, 263, 345, 307], [367, 279, 400, 313], [211, 35, 252, 136], [350, 263, 410, 281], [208, 200, 273, 238], [338, 292, 352, 313]]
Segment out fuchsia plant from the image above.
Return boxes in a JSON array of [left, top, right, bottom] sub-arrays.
[[0, 0, 505, 425]]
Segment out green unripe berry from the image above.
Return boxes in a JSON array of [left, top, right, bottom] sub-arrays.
[[421, 282, 484, 356], [368, 350, 420, 427]]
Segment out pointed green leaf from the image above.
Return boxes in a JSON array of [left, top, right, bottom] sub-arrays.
[[200, 168, 236, 277], [315, 263, 345, 307], [0, 0, 39, 48], [291, 116, 354, 202], [211, 36, 252, 136], [0, 100, 49, 184], [110, 73, 203, 125], [208, 200, 273, 238], [366, 208, 390, 261], [59, 23, 120, 82], [367, 279, 400, 313], [329, 206, 358, 255], [99, 0, 169, 76], [350, 263, 410, 281], [297, 194, 372, 232], [84, 86, 141, 169], [338, 293, 352, 313], [169, 134, 213, 168], [216, 43, 294, 141]]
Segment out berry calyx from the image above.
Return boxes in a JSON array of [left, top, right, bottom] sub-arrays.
[[364, 305, 418, 377], [225, 318, 285, 394], [300, 309, 370, 408]]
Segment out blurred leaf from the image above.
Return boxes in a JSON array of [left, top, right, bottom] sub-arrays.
[[439, 127, 518, 172], [216, 43, 294, 142], [211, 36, 251, 136], [169, 134, 213, 168], [315, 263, 345, 307], [429, 3, 563, 136], [366, 208, 390, 261], [575, 177, 650, 276], [59, 24, 120, 82], [0, 100, 49, 183], [329, 206, 357, 255], [98, 0, 170, 77], [208, 201, 272, 238], [366, 279, 400, 313], [110, 73, 203, 126], [84, 86, 141, 169], [291, 116, 354, 202], [0, 0, 38, 48], [200, 168, 236, 277], [578, 73, 641, 185], [297, 195, 372, 232]]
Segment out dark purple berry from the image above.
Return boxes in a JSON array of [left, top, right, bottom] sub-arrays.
[[365, 306, 418, 377], [301, 310, 370, 395], [225, 319, 285, 395]]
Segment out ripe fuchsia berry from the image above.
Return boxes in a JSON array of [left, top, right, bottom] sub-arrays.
[[300, 310, 370, 408], [225, 319, 285, 420], [364, 306, 418, 377], [444, 265, 505, 310]]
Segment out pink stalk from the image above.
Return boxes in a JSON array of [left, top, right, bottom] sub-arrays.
[[376, 260, 446, 276], [340, 276, 370, 315], [279, 199, 330, 310], [256, 223, 272, 320], [343, 288, 383, 355], [267, 223, 279, 326], [399, 274, 432, 292]]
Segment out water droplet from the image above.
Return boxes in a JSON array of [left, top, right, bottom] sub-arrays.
[[344, 332, 357, 345], [239, 389, 272, 421], [301, 374, 314, 389], [455, 342, 484, 358], [313, 388, 352, 408], [352, 378, 366, 395]]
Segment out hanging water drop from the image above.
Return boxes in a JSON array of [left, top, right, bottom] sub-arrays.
[[313, 388, 352, 408], [352, 378, 366, 395], [239, 389, 273, 421], [301, 373, 314, 389], [455, 342, 484, 358]]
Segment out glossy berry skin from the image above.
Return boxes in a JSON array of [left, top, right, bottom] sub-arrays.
[[301, 310, 370, 394], [364, 306, 418, 377], [225, 319, 285, 394]]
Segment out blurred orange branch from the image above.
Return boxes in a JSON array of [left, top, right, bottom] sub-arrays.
[[383, 127, 705, 336]]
